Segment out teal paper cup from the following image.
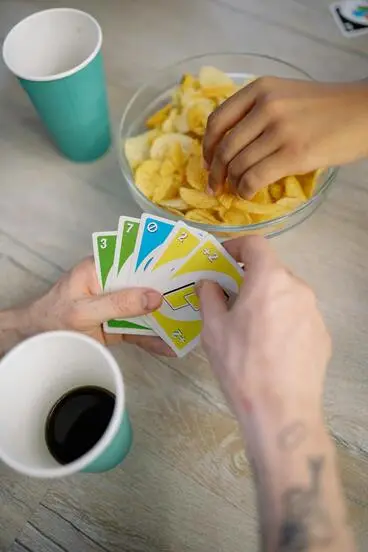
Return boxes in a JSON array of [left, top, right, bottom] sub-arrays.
[[0, 331, 132, 478], [2, 8, 111, 161]]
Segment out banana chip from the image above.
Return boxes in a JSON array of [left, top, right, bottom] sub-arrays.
[[135, 159, 161, 199], [219, 207, 251, 225], [253, 187, 272, 204], [153, 174, 181, 202], [150, 133, 197, 160], [185, 209, 219, 224], [123, 66, 323, 229], [299, 169, 322, 199], [184, 98, 215, 136], [124, 130, 159, 170], [284, 175, 307, 201], [269, 182, 284, 201], [276, 197, 304, 210], [146, 104, 173, 129], [218, 193, 235, 210], [158, 198, 189, 211], [161, 107, 179, 133], [199, 66, 234, 88], [186, 155, 208, 191], [179, 188, 219, 209]]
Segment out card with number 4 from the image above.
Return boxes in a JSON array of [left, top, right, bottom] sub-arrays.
[[92, 231, 154, 335], [147, 235, 244, 357]]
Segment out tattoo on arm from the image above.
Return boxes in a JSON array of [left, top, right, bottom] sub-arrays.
[[278, 456, 333, 551]]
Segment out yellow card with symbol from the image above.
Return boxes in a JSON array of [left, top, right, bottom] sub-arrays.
[[143, 222, 205, 288], [147, 235, 244, 357]]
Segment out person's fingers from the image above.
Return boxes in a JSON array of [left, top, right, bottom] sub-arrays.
[[122, 335, 176, 357], [224, 235, 278, 270], [203, 84, 257, 166], [197, 280, 228, 326], [207, 107, 269, 193], [226, 130, 280, 193], [81, 288, 162, 325], [237, 150, 294, 199]]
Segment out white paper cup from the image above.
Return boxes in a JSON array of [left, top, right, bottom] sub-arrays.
[[0, 331, 132, 478]]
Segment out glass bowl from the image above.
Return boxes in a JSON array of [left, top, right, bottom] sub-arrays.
[[117, 53, 337, 239]]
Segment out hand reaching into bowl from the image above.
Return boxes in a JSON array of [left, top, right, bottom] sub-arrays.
[[203, 77, 368, 198]]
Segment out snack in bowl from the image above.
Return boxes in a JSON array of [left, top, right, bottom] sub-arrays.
[[124, 66, 322, 226]]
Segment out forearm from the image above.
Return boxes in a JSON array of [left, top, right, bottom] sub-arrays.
[[0, 307, 35, 356], [241, 407, 355, 552]]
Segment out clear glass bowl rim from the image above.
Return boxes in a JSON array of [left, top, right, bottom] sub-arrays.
[[117, 52, 338, 233]]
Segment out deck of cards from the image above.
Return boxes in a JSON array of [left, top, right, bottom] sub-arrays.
[[93, 214, 244, 357], [330, 1, 368, 37]]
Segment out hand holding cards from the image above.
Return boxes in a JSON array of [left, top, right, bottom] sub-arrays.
[[93, 214, 244, 357]]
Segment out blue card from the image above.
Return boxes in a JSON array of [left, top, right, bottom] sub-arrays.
[[129, 214, 175, 284]]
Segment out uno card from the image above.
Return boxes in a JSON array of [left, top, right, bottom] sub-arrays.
[[130, 214, 175, 283], [139, 222, 206, 287], [112, 216, 140, 289], [147, 235, 244, 356], [93, 232, 118, 292], [330, 1, 368, 37], [92, 231, 154, 335]]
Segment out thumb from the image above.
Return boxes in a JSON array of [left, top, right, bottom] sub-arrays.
[[197, 280, 228, 326], [82, 288, 162, 324]]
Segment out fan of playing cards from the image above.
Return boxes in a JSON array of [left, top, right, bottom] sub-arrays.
[[93, 214, 244, 357]]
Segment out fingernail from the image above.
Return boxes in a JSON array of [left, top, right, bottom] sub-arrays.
[[143, 291, 162, 311], [206, 185, 214, 196]]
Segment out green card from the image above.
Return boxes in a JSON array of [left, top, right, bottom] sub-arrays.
[[92, 229, 154, 335]]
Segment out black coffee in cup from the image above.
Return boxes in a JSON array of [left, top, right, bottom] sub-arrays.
[[45, 386, 115, 465]]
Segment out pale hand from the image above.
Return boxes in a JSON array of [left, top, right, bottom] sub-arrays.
[[197, 235, 332, 421], [203, 78, 368, 198], [27, 257, 174, 356]]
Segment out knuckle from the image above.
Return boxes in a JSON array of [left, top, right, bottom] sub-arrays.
[[227, 160, 242, 182], [263, 97, 285, 119], [206, 111, 220, 134], [272, 266, 292, 289], [301, 283, 317, 306], [254, 76, 275, 93], [284, 137, 305, 159], [215, 140, 232, 165], [270, 120, 292, 142], [239, 169, 264, 195]]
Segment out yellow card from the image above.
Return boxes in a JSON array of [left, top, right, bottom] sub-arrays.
[[147, 235, 244, 357], [145, 222, 205, 288]]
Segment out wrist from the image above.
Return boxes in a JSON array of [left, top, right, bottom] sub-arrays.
[[0, 305, 36, 356], [237, 390, 328, 465]]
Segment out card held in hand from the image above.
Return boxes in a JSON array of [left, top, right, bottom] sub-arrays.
[[146, 234, 244, 357], [92, 231, 154, 335]]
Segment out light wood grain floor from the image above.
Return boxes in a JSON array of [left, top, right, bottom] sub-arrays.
[[0, 0, 367, 550]]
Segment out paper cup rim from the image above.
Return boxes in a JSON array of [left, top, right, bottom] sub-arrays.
[[0, 331, 125, 478], [2, 8, 103, 82]]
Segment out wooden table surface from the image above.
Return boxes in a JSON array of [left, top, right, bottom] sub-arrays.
[[0, 0, 367, 550]]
